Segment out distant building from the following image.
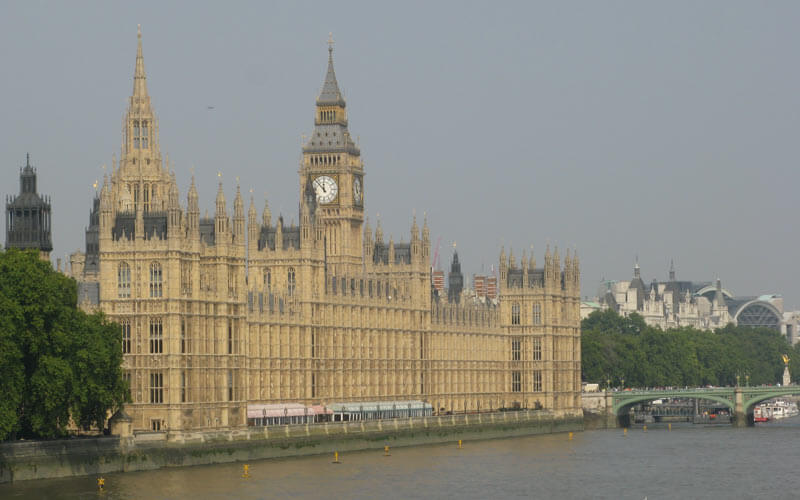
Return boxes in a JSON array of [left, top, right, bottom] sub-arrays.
[[431, 270, 445, 296], [5, 154, 52, 260], [585, 260, 787, 335], [447, 251, 464, 303]]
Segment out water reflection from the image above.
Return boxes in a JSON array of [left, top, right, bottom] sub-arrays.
[[3, 417, 800, 499]]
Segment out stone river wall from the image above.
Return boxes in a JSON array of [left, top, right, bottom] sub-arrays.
[[0, 409, 583, 483]]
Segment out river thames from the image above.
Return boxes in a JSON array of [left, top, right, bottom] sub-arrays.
[[3, 418, 800, 499]]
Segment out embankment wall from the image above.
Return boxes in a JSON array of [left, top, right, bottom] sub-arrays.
[[0, 409, 583, 483]]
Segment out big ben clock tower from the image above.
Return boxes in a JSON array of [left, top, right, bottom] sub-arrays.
[[300, 35, 364, 275]]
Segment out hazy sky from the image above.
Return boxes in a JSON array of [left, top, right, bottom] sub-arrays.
[[2, 1, 798, 308]]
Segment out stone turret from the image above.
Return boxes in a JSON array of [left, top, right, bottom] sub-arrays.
[[215, 182, 228, 235], [187, 175, 199, 236], [233, 184, 245, 244]]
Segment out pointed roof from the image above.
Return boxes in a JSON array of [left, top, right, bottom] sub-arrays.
[[303, 36, 360, 156], [317, 35, 345, 106], [133, 25, 148, 99]]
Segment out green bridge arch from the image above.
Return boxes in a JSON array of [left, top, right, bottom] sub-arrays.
[[608, 386, 800, 426], [611, 390, 735, 416]]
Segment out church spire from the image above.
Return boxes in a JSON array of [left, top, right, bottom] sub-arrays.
[[133, 24, 148, 99], [318, 33, 345, 106]]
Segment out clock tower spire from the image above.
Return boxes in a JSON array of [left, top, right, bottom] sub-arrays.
[[300, 35, 364, 274]]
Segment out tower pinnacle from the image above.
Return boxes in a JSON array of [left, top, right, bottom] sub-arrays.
[[133, 25, 148, 99]]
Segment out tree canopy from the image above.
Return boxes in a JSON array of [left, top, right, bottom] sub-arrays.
[[0, 248, 128, 440], [582, 309, 798, 388]]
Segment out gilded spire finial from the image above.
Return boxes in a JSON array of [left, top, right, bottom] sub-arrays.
[[328, 32, 334, 55], [137, 24, 141, 39]]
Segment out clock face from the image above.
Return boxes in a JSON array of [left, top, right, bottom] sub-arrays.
[[353, 177, 363, 205], [312, 175, 338, 204]]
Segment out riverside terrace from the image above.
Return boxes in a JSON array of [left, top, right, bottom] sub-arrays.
[[588, 386, 800, 427]]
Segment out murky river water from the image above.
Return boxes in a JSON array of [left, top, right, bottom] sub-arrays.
[[3, 418, 800, 499]]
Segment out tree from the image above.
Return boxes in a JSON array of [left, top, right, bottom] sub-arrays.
[[581, 309, 795, 389], [0, 248, 128, 440]]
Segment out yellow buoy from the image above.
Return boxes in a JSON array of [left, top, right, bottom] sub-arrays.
[[458, 439, 462, 449], [568, 432, 573, 441], [97, 477, 105, 490], [623, 428, 627, 436], [668, 423, 672, 431], [384, 445, 390, 456], [333, 451, 341, 463], [242, 464, 250, 479], [643, 425, 647, 432]]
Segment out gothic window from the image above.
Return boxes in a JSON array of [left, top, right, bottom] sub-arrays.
[[143, 183, 150, 211], [118, 262, 131, 298], [228, 320, 233, 354], [133, 121, 140, 149], [181, 318, 186, 354], [287, 267, 296, 296], [149, 372, 163, 403], [150, 262, 163, 297], [532, 370, 543, 392], [533, 337, 542, 361], [181, 262, 192, 295], [141, 120, 148, 148], [532, 303, 542, 325], [263, 268, 271, 291], [121, 319, 131, 354], [511, 303, 521, 325], [512, 338, 521, 361], [512, 371, 521, 392], [228, 266, 237, 297], [149, 317, 163, 354], [181, 371, 187, 403], [228, 370, 234, 401]]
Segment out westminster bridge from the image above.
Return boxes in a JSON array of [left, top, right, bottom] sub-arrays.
[[583, 386, 800, 427]]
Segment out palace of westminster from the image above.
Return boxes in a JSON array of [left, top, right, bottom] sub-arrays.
[[4, 29, 581, 432]]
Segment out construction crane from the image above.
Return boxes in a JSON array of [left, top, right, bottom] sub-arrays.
[[431, 236, 442, 271]]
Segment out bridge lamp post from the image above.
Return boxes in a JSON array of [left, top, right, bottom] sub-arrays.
[[620, 377, 625, 390], [736, 373, 740, 387], [745, 373, 750, 387]]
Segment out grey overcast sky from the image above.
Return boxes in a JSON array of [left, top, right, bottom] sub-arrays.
[[1, 1, 798, 308]]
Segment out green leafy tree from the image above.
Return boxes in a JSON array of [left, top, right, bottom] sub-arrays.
[[581, 309, 795, 389], [0, 249, 128, 440]]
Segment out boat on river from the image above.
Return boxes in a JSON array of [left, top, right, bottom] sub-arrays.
[[754, 399, 799, 422]]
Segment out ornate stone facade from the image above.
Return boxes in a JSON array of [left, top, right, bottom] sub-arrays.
[[5, 154, 52, 260], [70, 29, 581, 432], [584, 260, 787, 334]]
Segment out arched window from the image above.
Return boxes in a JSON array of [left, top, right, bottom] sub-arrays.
[[149, 317, 163, 354], [133, 121, 140, 149], [121, 319, 131, 354], [150, 262, 163, 298], [263, 268, 271, 291], [141, 121, 149, 148], [532, 303, 542, 325], [118, 262, 131, 298], [287, 267, 296, 296], [511, 303, 521, 325]]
